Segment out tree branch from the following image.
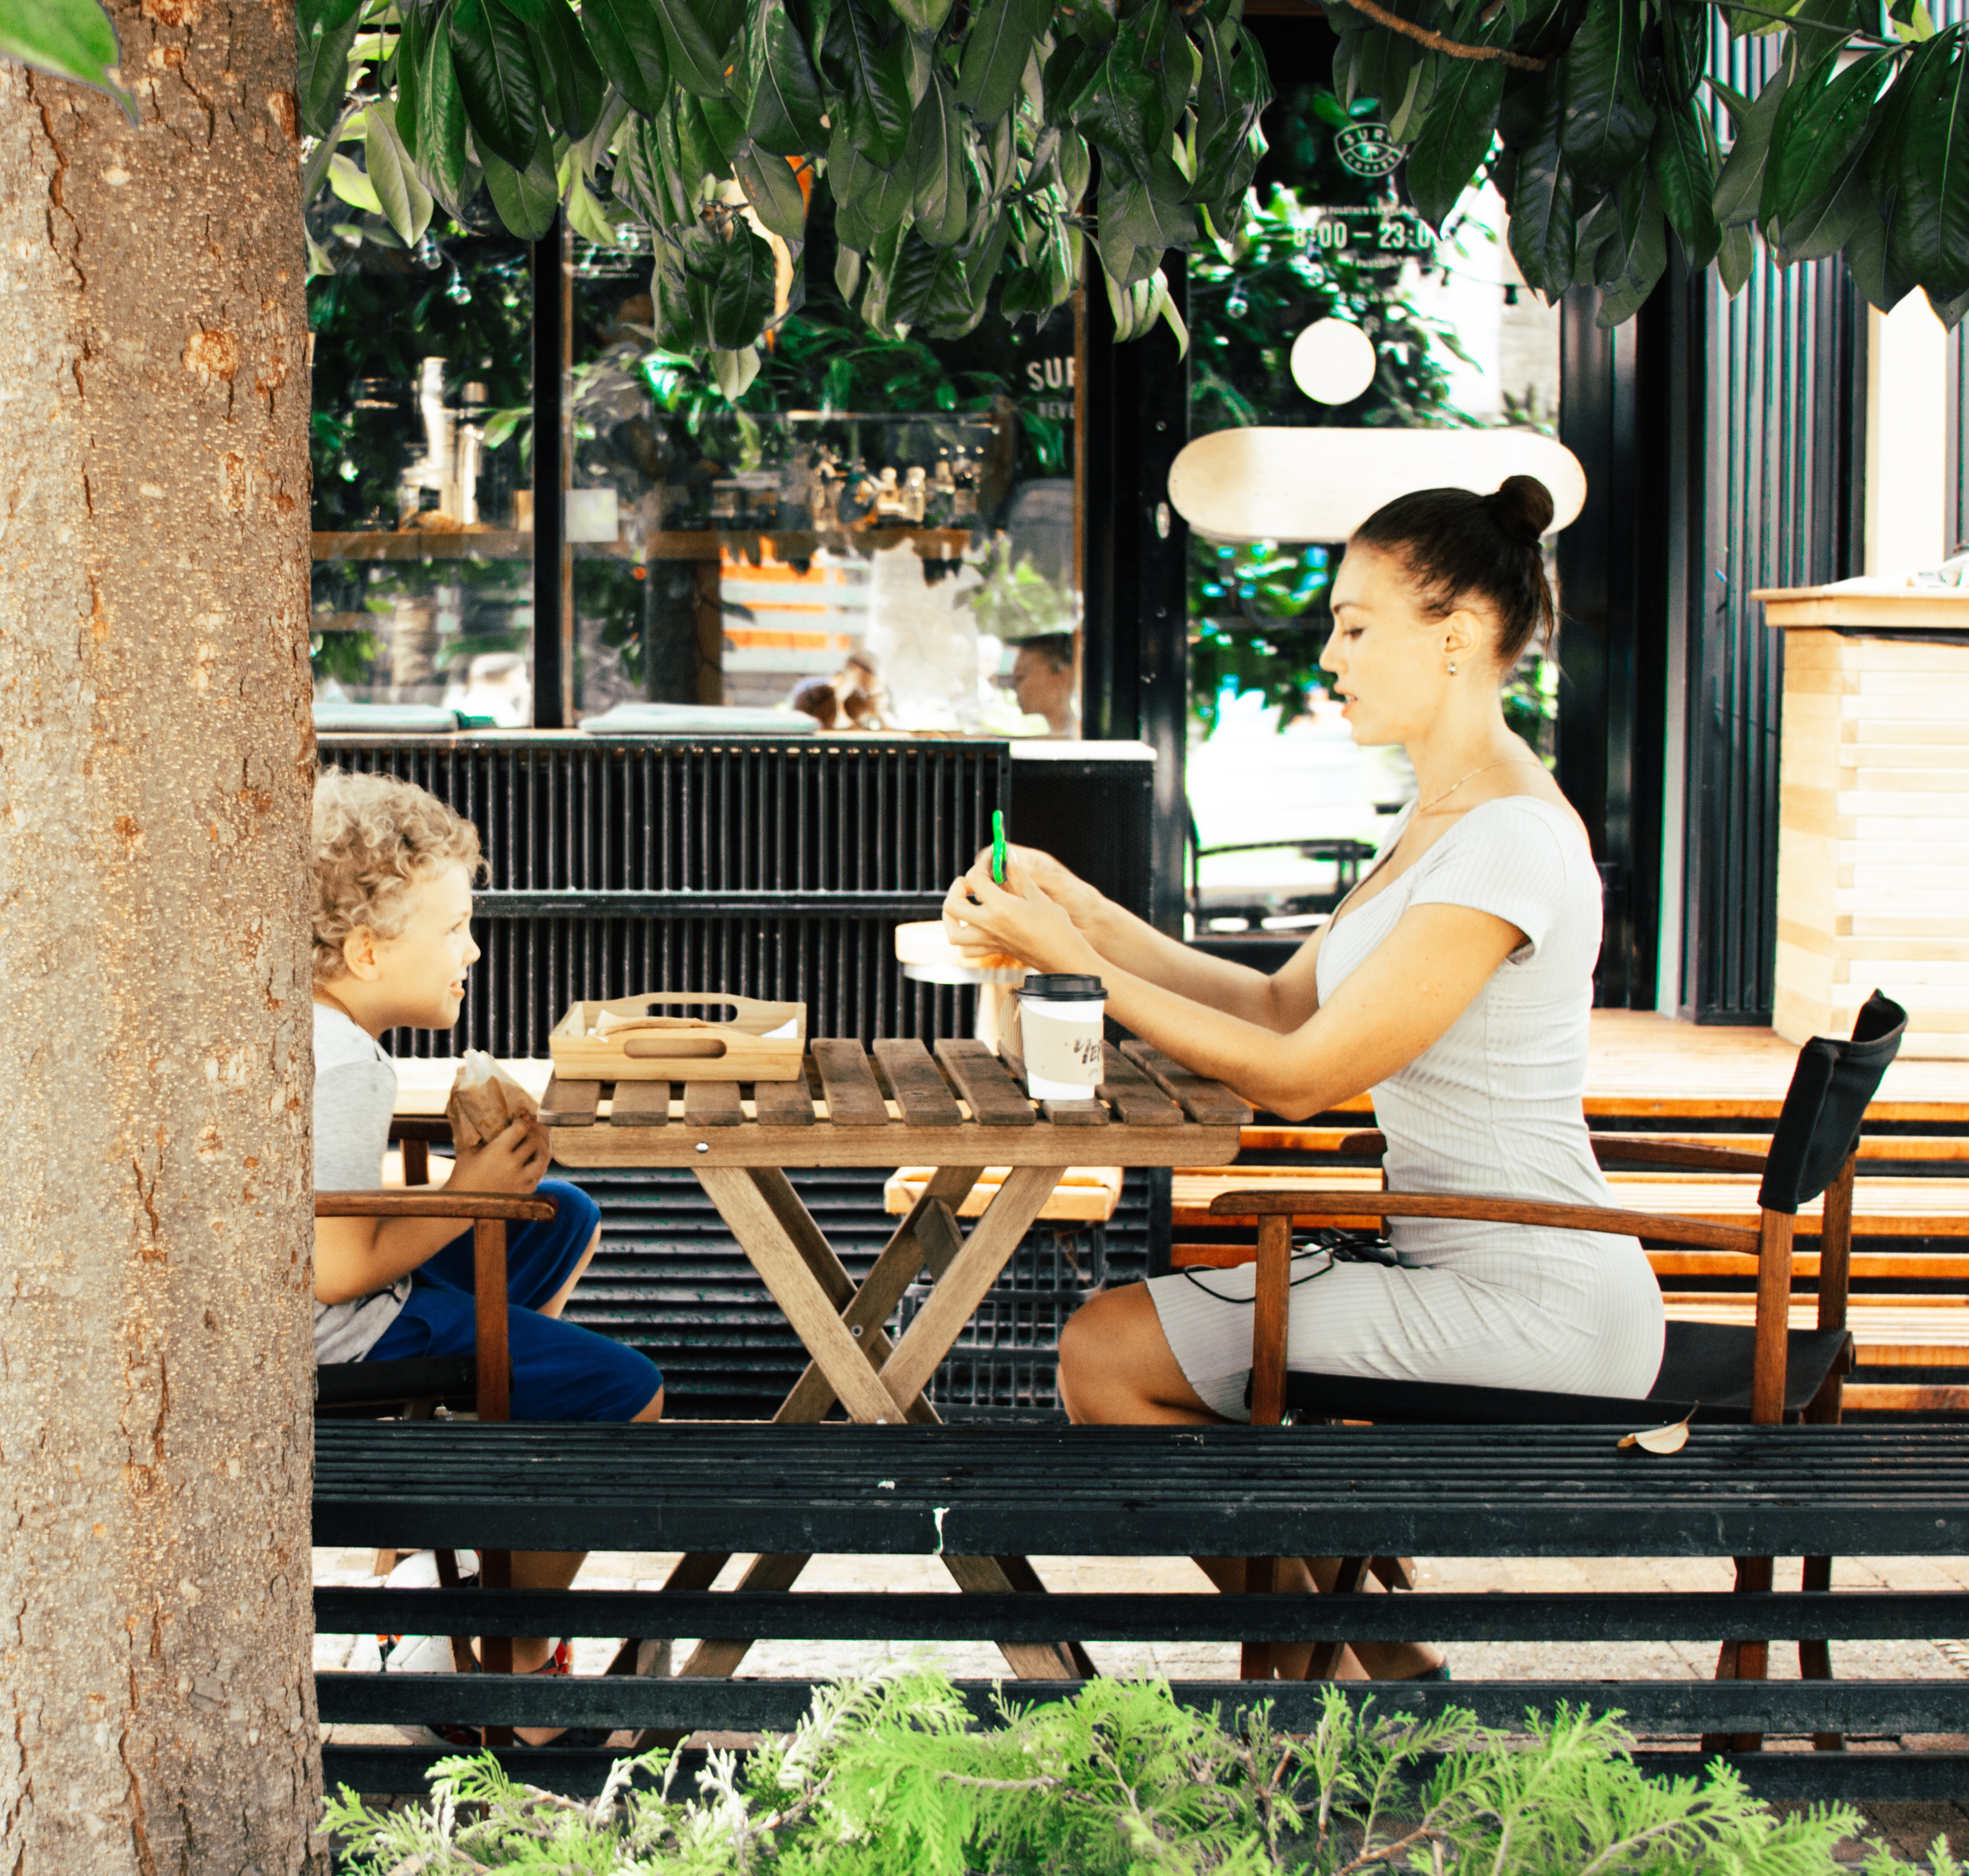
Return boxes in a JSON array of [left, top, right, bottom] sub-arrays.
[[1329, 0, 1552, 70]]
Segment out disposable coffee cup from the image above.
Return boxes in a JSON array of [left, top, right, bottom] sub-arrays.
[[1014, 973, 1106, 1102]]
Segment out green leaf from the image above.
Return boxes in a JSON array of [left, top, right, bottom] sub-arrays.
[[829, 123, 915, 244], [0, 0, 130, 109], [910, 70, 968, 247], [1843, 190, 1915, 308], [650, 0, 731, 96], [822, 0, 913, 164], [450, 0, 544, 168], [1659, 0, 1704, 106], [711, 344, 762, 398], [885, 227, 971, 331], [364, 98, 437, 245], [1649, 97, 1720, 270], [955, 0, 1050, 122], [1595, 180, 1668, 321], [529, 0, 606, 138], [615, 109, 695, 225], [1886, 29, 1969, 299], [1188, 20, 1269, 205], [732, 140, 808, 238], [651, 229, 700, 345], [299, 0, 367, 136], [1097, 160, 1194, 287], [746, 0, 827, 152], [1506, 78, 1576, 294], [481, 136, 562, 236], [565, 168, 623, 242], [887, 0, 957, 34], [1865, 33, 1949, 278], [327, 150, 385, 215], [1717, 219, 1756, 293], [1762, 45, 1891, 240], [1559, 0, 1657, 188], [394, 0, 432, 156], [582, 0, 670, 117], [684, 219, 776, 346], [1405, 48, 1505, 228], [1712, 47, 1792, 230], [1929, 279, 1969, 328], [413, 12, 476, 208], [1777, 163, 1872, 263]]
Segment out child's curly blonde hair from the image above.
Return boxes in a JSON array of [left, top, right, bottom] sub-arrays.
[[312, 769, 483, 985]]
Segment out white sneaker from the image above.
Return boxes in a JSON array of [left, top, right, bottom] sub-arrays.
[[381, 1550, 480, 1674]]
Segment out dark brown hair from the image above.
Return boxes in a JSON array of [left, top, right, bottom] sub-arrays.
[[1350, 475, 1556, 665]]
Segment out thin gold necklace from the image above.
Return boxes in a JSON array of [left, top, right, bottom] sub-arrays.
[[1414, 754, 1542, 817]]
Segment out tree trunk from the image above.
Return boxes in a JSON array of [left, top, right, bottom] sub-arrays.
[[0, 2, 319, 1869]]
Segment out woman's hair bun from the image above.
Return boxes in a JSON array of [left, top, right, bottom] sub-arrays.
[[1484, 475, 1553, 546]]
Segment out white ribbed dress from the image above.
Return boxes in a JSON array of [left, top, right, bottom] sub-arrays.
[[1147, 795, 1665, 1421]]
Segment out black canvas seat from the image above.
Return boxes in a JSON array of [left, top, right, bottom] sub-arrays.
[[1278, 1320, 1853, 1427]]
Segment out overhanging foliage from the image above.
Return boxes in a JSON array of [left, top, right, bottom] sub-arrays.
[[4, 0, 1964, 364]]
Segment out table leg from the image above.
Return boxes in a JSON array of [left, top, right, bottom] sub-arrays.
[[631, 1170, 989, 1705], [747, 1166, 1084, 1678], [658, 1162, 1081, 1708], [696, 1166, 907, 1425], [878, 1164, 1062, 1407]]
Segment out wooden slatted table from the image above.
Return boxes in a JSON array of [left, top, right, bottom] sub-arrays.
[[544, 1035, 1247, 1695]]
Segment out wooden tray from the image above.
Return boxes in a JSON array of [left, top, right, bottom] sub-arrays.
[[549, 993, 807, 1082]]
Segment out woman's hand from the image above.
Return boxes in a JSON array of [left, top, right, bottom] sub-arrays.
[[971, 843, 1106, 929], [942, 855, 1100, 975], [449, 1117, 550, 1195]]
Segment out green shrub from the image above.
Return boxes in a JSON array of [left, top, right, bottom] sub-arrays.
[[322, 1667, 1918, 1875]]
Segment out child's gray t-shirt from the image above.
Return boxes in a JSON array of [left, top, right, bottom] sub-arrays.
[[313, 1001, 411, 1361]]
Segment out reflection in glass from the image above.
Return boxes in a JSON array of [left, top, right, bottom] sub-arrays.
[[308, 231, 534, 720], [567, 206, 1080, 736]]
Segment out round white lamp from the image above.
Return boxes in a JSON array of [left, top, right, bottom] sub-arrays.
[[1289, 319, 1377, 405]]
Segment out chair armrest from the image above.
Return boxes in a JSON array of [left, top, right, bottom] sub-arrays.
[[1589, 1136, 1769, 1175], [1205, 1187, 1758, 1254], [389, 1116, 455, 1144], [314, 1191, 557, 1223], [1339, 1130, 1387, 1155]]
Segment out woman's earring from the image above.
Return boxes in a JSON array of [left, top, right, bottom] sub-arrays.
[[1446, 659, 1458, 676]]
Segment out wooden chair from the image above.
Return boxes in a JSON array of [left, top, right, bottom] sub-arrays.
[[313, 1154, 557, 1731], [1219, 991, 1908, 1727]]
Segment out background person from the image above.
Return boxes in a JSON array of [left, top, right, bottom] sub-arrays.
[[943, 477, 1660, 1680], [1005, 632, 1077, 736]]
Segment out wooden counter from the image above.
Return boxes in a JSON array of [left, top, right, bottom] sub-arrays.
[[1757, 584, 1969, 1058]]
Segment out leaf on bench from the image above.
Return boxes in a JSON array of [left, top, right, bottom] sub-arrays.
[[1619, 1411, 1693, 1455]]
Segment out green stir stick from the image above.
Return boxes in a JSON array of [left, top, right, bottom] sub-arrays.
[[991, 809, 1007, 884]]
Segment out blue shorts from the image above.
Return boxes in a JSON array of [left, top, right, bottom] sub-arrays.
[[363, 1178, 663, 1422]]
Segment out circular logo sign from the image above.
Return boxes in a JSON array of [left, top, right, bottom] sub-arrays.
[[1335, 123, 1401, 178]]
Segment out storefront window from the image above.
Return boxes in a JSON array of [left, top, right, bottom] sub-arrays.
[[567, 201, 1081, 735], [308, 219, 536, 725]]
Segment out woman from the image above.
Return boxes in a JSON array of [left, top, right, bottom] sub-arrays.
[[943, 476, 1664, 1679]]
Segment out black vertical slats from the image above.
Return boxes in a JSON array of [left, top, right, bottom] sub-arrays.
[[326, 735, 1002, 1054], [1673, 17, 1859, 1023]]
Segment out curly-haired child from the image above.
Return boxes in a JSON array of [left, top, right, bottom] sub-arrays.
[[311, 767, 664, 1740]]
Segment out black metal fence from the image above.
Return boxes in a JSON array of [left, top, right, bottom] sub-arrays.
[[320, 733, 1009, 1053]]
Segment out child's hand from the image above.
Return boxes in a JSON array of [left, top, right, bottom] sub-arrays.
[[451, 1117, 549, 1194]]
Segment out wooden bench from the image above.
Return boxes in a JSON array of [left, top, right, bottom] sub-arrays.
[[314, 1418, 1969, 1798]]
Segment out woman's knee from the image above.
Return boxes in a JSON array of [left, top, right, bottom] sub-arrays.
[[538, 1176, 600, 1239]]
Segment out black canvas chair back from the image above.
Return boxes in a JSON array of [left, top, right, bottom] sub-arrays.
[[1758, 991, 1907, 1214]]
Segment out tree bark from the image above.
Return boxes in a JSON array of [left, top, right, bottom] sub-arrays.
[[0, 2, 319, 1869]]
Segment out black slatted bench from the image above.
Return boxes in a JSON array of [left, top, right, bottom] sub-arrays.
[[316, 1419, 1969, 1798]]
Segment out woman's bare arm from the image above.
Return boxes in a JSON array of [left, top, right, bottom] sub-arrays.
[[952, 843, 1325, 1031], [943, 857, 1521, 1118]]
